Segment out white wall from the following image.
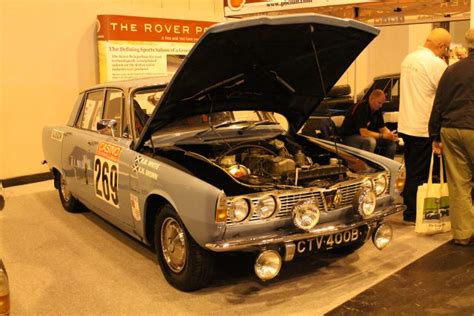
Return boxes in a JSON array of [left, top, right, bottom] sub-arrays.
[[0, 0, 223, 180], [1, 1, 472, 181], [338, 22, 447, 99]]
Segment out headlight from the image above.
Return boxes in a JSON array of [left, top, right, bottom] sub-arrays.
[[228, 198, 250, 222], [394, 163, 406, 193], [361, 178, 373, 190], [255, 195, 277, 219], [374, 174, 388, 196], [356, 188, 376, 217], [292, 199, 320, 231]]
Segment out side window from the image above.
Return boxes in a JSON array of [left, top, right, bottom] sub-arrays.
[[132, 87, 165, 138], [67, 93, 85, 126], [76, 90, 105, 130], [103, 90, 124, 137], [391, 79, 399, 98]]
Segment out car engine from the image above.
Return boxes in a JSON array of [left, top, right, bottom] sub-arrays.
[[213, 139, 347, 187]]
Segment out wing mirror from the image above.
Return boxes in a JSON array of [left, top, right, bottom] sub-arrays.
[[97, 119, 118, 138]]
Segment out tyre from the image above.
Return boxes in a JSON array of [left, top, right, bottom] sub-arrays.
[[154, 204, 215, 291], [58, 173, 82, 213]]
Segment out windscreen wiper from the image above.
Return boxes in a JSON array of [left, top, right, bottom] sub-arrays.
[[196, 120, 251, 137], [237, 120, 279, 134], [181, 74, 245, 102]]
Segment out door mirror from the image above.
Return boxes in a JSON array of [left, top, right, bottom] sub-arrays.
[[97, 119, 118, 138]]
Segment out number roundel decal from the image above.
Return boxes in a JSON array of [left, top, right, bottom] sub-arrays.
[[94, 142, 122, 208]]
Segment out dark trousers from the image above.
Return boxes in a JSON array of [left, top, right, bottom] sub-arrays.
[[399, 133, 432, 221]]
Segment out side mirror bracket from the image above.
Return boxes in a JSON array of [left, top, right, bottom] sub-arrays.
[[97, 119, 118, 138]]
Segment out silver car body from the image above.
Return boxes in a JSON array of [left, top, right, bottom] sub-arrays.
[[42, 14, 405, 291]]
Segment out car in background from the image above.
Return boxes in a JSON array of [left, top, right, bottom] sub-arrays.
[[42, 15, 406, 292], [314, 84, 354, 116], [358, 73, 400, 131], [302, 73, 401, 139]]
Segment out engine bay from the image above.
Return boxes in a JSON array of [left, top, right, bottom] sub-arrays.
[[160, 136, 354, 190], [213, 138, 348, 187]]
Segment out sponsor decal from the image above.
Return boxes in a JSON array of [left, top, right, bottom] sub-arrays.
[[132, 155, 159, 180], [96, 142, 122, 162], [51, 129, 64, 142], [94, 142, 121, 208], [130, 194, 141, 222]]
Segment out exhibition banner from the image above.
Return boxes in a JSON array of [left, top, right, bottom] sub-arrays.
[[223, 0, 377, 17], [97, 15, 216, 83]]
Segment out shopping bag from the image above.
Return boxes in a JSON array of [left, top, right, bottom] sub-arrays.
[[415, 152, 451, 234]]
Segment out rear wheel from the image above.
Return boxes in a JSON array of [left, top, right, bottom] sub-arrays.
[[154, 204, 215, 291], [58, 174, 82, 213]]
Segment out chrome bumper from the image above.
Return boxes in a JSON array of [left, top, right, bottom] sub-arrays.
[[205, 203, 405, 252]]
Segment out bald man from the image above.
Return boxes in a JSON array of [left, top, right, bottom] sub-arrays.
[[341, 89, 398, 159], [398, 28, 451, 224]]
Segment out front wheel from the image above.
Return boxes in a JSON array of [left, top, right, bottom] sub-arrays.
[[154, 204, 215, 291], [58, 173, 82, 213]]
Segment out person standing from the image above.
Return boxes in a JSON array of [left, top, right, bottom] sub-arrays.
[[398, 28, 451, 224], [429, 29, 474, 245], [340, 89, 398, 159]]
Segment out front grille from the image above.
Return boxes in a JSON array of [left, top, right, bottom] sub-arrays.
[[227, 179, 366, 224], [277, 191, 325, 217]]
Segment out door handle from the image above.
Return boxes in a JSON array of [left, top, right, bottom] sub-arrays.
[[88, 141, 98, 146]]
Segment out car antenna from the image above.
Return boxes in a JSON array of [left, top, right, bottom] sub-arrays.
[[309, 24, 341, 164]]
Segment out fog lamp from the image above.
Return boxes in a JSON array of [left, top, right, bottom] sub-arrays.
[[254, 250, 282, 281], [292, 199, 320, 231], [356, 188, 376, 217], [255, 195, 277, 219], [372, 223, 393, 250]]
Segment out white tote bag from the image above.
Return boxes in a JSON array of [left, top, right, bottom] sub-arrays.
[[415, 152, 451, 234]]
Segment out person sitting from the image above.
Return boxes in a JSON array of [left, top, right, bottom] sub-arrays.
[[340, 89, 398, 159]]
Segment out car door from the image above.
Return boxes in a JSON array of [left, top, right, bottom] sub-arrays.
[[61, 90, 105, 201], [85, 89, 136, 228]]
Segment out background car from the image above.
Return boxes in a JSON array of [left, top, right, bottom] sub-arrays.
[[42, 15, 406, 292], [302, 73, 401, 139]]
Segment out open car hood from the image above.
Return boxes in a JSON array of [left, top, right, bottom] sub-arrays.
[[136, 14, 379, 150]]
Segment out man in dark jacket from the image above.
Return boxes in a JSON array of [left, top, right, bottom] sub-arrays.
[[340, 89, 398, 159], [429, 28, 474, 246]]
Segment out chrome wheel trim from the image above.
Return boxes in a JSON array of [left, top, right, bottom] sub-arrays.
[[60, 176, 71, 203], [161, 217, 187, 273]]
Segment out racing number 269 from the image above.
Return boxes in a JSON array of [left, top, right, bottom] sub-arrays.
[[94, 158, 119, 207]]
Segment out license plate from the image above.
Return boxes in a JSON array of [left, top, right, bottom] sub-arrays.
[[295, 226, 368, 254]]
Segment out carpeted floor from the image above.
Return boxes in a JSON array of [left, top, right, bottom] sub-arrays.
[[0, 181, 455, 315]]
